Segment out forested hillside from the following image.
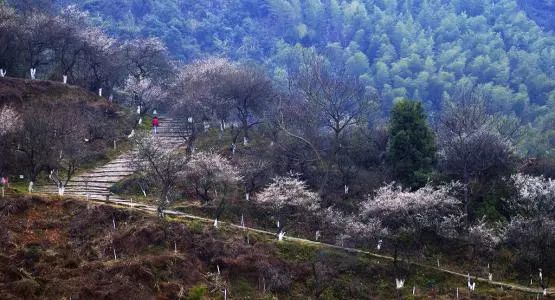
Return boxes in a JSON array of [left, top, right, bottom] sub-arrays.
[[28, 0, 553, 157], [2, 1, 555, 297]]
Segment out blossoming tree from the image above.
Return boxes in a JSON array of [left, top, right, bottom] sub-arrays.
[[255, 176, 319, 240]]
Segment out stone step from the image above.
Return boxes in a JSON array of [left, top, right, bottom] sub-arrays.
[[93, 168, 135, 172], [77, 173, 133, 178], [37, 187, 112, 194], [68, 180, 118, 184]]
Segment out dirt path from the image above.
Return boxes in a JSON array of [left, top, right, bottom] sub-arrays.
[[35, 192, 548, 297]]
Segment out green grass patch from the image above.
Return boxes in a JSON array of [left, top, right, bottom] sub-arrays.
[[186, 283, 208, 300], [276, 240, 318, 263]]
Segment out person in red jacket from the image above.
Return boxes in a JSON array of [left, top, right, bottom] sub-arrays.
[[152, 116, 159, 134]]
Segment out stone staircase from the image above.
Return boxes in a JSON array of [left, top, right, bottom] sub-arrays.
[[36, 117, 187, 203]]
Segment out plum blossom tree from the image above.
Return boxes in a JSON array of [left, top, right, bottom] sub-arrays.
[[439, 83, 515, 225], [173, 57, 235, 124], [185, 152, 240, 202], [132, 134, 189, 217], [504, 174, 555, 292], [349, 182, 464, 286], [184, 152, 241, 224], [255, 176, 320, 240], [0, 105, 22, 137], [170, 58, 235, 151], [124, 75, 167, 116]]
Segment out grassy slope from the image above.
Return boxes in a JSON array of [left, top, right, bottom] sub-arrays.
[[0, 77, 100, 105], [0, 194, 532, 299], [0, 77, 134, 184]]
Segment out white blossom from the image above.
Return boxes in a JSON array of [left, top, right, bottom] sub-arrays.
[[0, 105, 22, 136], [509, 174, 555, 216], [255, 176, 319, 212], [356, 182, 464, 240], [184, 152, 241, 202]]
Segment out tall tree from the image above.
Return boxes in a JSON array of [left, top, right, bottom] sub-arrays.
[[439, 83, 515, 224], [386, 100, 436, 189]]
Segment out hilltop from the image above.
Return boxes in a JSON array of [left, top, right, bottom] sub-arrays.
[[0, 77, 106, 106]]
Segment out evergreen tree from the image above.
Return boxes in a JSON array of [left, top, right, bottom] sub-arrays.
[[386, 100, 436, 189]]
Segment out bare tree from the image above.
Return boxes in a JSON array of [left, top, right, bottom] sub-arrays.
[[217, 63, 274, 145], [294, 51, 374, 156], [132, 134, 189, 217]]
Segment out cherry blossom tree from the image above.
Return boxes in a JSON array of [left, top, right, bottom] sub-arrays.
[[255, 176, 320, 240]]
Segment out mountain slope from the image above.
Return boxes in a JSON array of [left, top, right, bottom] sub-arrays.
[[53, 1, 554, 108]]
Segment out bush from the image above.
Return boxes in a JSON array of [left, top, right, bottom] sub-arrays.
[[186, 283, 208, 300]]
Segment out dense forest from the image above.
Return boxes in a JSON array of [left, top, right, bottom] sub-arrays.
[[29, 0, 554, 157]]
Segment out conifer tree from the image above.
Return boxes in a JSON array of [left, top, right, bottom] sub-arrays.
[[386, 100, 436, 189]]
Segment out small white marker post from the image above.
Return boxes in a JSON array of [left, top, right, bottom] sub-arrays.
[[0, 69, 6, 77], [395, 278, 405, 289], [98, 88, 103, 97], [63, 75, 67, 84], [30, 68, 36, 80]]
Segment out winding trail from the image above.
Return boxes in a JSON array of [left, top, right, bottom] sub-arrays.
[[34, 117, 553, 297], [33, 192, 552, 297]]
